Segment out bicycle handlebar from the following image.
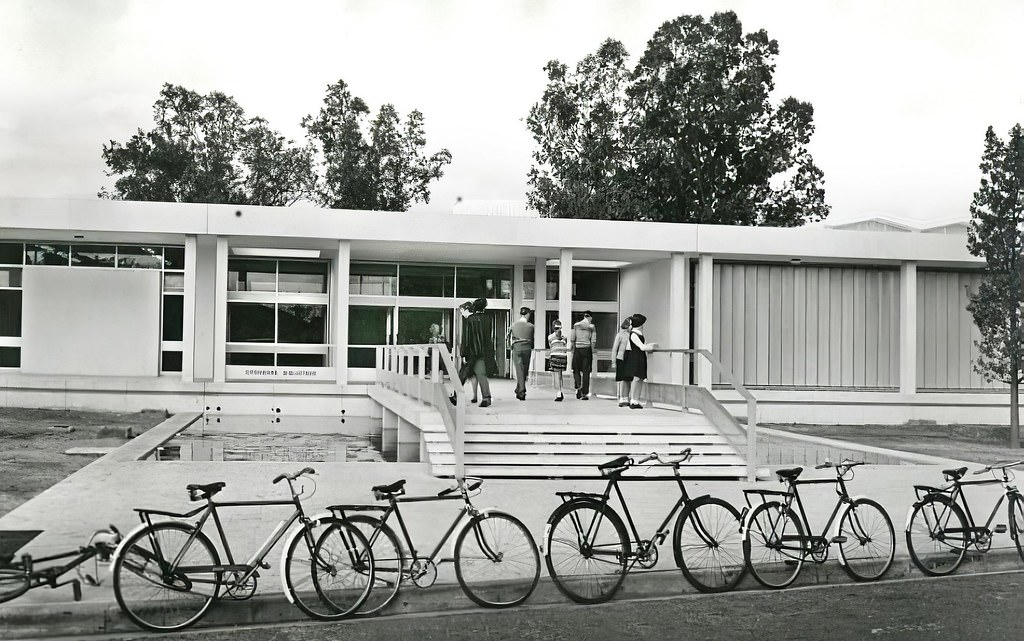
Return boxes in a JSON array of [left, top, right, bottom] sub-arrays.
[[273, 467, 316, 484], [437, 476, 483, 497], [814, 459, 864, 471], [973, 460, 1023, 475], [636, 449, 694, 466]]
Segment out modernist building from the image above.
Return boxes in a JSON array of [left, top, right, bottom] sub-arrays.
[[0, 197, 1008, 424]]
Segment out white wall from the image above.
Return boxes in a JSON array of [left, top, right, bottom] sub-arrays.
[[619, 259, 673, 382], [21, 266, 160, 376]]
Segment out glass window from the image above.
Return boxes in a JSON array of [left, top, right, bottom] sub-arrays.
[[71, 244, 116, 267], [227, 302, 275, 342], [227, 352, 275, 366], [162, 295, 184, 341], [277, 304, 327, 344], [397, 307, 450, 345], [0, 290, 21, 337], [399, 265, 455, 297], [278, 260, 328, 294], [573, 271, 618, 301], [348, 347, 377, 368], [278, 353, 326, 367], [456, 266, 512, 299], [569, 311, 619, 350], [349, 306, 391, 345], [26, 244, 70, 266], [117, 246, 163, 269], [0, 346, 19, 367], [523, 269, 559, 300], [351, 263, 397, 295], [0, 268, 21, 288], [161, 351, 183, 372], [228, 259, 276, 292], [163, 273, 184, 292], [0, 243, 23, 265], [164, 247, 185, 270]]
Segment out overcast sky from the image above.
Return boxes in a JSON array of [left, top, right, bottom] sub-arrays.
[[1, 0, 1022, 224]]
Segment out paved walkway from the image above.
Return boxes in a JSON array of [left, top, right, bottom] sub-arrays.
[[0, 391, 1019, 638]]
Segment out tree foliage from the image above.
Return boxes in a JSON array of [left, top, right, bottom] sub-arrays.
[[527, 11, 829, 226], [100, 84, 315, 206], [967, 124, 1024, 446], [302, 79, 452, 211]]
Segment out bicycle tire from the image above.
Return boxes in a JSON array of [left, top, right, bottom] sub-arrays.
[[673, 496, 746, 593], [454, 511, 540, 608], [113, 522, 220, 632], [0, 567, 30, 604], [836, 498, 894, 581], [285, 519, 373, 620], [906, 493, 968, 576], [1010, 493, 1024, 563], [544, 500, 629, 604], [743, 501, 805, 589], [345, 514, 404, 615]]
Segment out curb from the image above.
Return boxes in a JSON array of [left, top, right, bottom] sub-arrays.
[[2, 549, 1022, 639]]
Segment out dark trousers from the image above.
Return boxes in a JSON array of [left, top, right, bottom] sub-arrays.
[[512, 345, 531, 397], [572, 346, 593, 396]]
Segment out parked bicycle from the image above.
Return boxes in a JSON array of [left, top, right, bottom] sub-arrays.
[[543, 450, 746, 604], [111, 467, 374, 632], [906, 460, 1024, 576], [742, 459, 895, 589], [325, 476, 540, 614], [0, 525, 121, 604]]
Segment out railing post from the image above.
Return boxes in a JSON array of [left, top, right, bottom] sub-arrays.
[[747, 397, 757, 483]]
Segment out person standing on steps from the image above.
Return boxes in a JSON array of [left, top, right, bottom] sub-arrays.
[[570, 311, 597, 400], [547, 319, 569, 401], [624, 313, 656, 409], [451, 301, 480, 404], [611, 317, 632, 407], [460, 298, 496, 408], [508, 307, 535, 401]]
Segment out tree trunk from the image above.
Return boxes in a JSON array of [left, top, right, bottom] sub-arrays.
[[1012, 380, 1020, 450]]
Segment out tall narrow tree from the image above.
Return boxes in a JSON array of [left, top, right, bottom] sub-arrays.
[[967, 124, 1024, 448]]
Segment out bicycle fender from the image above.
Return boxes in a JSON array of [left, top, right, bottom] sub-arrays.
[[830, 495, 878, 542], [740, 500, 783, 537], [278, 512, 335, 604], [453, 507, 502, 558], [542, 499, 603, 556], [107, 520, 195, 575]]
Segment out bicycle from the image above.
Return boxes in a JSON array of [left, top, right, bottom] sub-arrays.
[[741, 459, 895, 589], [905, 460, 1024, 576], [111, 467, 374, 632], [543, 449, 746, 604], [325, 476, 540, 613], [0, 525, 121, 604]]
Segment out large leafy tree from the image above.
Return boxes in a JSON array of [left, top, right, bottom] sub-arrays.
[[302, 80, 452, 211], [967, 124, 1024, 448], [100, 84, 315, 206], [527, 11, 829, 225]]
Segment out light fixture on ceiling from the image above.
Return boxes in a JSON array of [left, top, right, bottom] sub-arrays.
[[231, 247, 321, 259], [73, 234, 85, 239], [790, 258, 803, 265]]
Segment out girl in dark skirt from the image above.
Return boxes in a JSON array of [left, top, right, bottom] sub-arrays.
[[547, 320, 569, 401], [624, 313, 656, 409]]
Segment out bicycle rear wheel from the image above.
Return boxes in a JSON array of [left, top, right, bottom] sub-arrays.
[[837, 498, 894, 581], [1010, 493, 1024, 563], [0, 568, 30, 604], [906, 494, 967, 576], [673, 496, 745, 593], [455, 511, 540, 608], [544, 501, 629, 604], [113, 522, 220, 632], [743, 502, 805, 589], [310, 521, 374, 618], [345, 514, 404, 615]]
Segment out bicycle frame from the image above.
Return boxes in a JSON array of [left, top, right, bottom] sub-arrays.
[[745, 474, 854, 558], [915, 474, 1019, 544]]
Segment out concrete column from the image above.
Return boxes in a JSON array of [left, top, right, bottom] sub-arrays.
[[191, 235, 219, 382], [181, 235, 197, 382], [696, 254, 714, 389], [512, 264, 524, 320], [669, 253, 691, 385], [213, 237, 228, 383], [559, 249, 573, 329], [900, 261, 918, 394], [333, 240, 351, 385], [534, 258, 547, 350]]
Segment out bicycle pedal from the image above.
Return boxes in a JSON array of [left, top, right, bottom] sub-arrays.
[[995, 524, 1008, 534], [259, 561, 271, 570], [72, 579, 82, 602], [83, 574, 99, 587], [830, 536, 847, 544]]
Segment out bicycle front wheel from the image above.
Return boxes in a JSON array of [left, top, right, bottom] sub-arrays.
[[285, 519, 373, 620], [113, 522, 220, 632], [0, 567, 30, 604], [345, 514, 404, 615], [837, 498, 894, 581], [673, 496, 745, 593], [1010, 493, 1024, 563], [906, 494, 967, 576], [744, 502, 805, 589], [544, 501, 629, 604], [455, 511, 540, 608]]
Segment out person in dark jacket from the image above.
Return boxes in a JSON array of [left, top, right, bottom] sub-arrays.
[[460, 298, 497, 407]]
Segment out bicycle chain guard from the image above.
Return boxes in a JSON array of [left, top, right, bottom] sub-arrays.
[[225, 573, 258, 600], [636, 541, 659, 569], [410, 559, 437, 588]]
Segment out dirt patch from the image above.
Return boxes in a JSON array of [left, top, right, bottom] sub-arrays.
[[0, 408, 169, 517], [765, 423, 1024, 464]]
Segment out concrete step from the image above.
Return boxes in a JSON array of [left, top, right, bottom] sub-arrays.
[[455, 443, 739, 455], [429, 463, 750, 479]]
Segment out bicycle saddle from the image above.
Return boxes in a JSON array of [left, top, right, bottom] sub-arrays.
[[776, 467, 803, 483], [943, 467, 968, 481], [186, 482, 226, 501], [372, 479, 406, 499]]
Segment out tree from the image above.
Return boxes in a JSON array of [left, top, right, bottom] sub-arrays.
[[302, 80, 452, 211], [967, 124, 1024, 448], [100, 84, 315, 206], [527, 11, 829, 225]]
